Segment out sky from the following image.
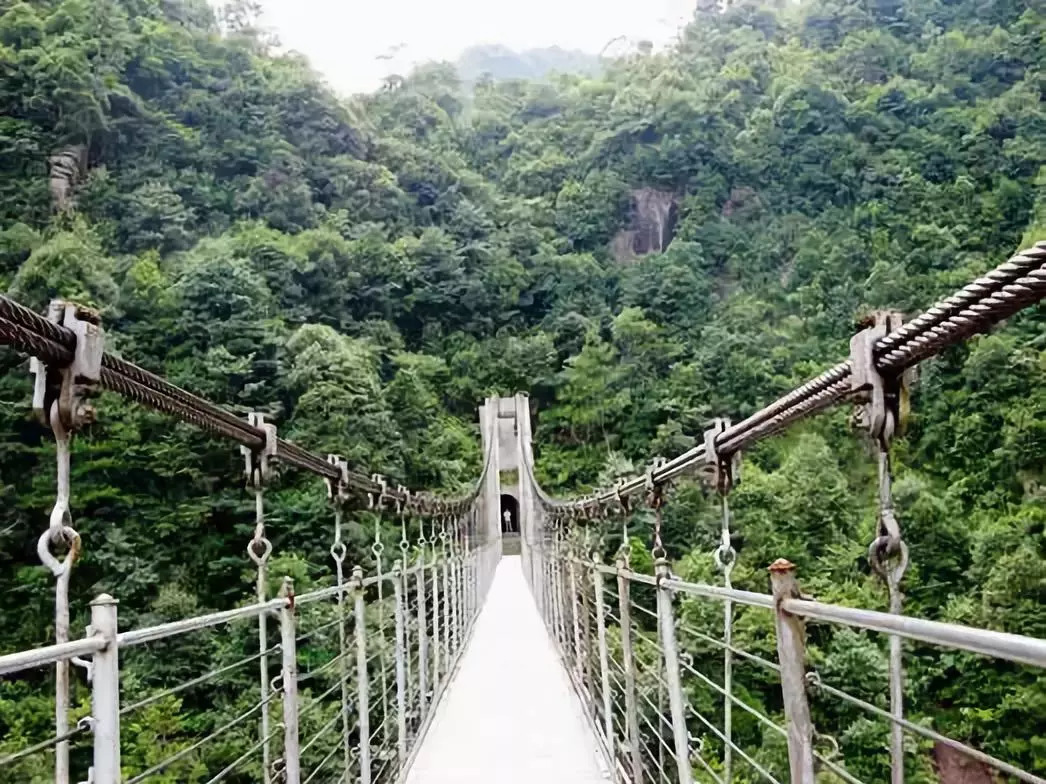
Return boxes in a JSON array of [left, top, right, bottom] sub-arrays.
[[241, 0, 696, 95]]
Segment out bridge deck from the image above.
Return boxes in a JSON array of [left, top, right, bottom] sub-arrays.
[[405, 555, 608, 784]]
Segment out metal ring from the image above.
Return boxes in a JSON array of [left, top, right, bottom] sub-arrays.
[[330, 541, 347, 562], [37, 525, 81, 577], [886, 540, 910, 588], [814, 731, 841, 760], [868, 536, 909, 582], [247, 537, 272, 565], [714, 544, 736, 570], [372, 540, 385, 557]]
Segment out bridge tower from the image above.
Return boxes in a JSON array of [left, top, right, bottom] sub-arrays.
[[478, 394, 534, 555]]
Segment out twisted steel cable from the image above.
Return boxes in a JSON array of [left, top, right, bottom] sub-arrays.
[[0, 294, 483, 511], [874, 242, 1046, 358], [530, 241, 1046, 515], [3, 242, 1044, 515]]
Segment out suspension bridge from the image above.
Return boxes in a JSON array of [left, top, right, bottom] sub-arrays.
[[1, 242, 1046, 784]]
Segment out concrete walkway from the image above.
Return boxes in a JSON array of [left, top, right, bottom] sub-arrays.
[[405, 556, 608, 784]]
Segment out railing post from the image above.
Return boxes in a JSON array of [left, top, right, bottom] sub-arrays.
[[430, 539, 441, 696], [441, 523, 452, 669], [769, 559, 815, 784], [463, 531, 473, 627], [617, 555, 644, 784], [592, 559, 614, 758], [393, 560, 408, 764], [580, 556, 594, 701], [567, 546, 583, 677], [90, 594, 120, 784], [353, 567, 371, 784], [540, 544, 552, 630], [449, 522, 460, 658], [416, 554, 429, 721], [655, 557, 693, 784], [279, 578, 301, 784], [552, 529, 567, 652]]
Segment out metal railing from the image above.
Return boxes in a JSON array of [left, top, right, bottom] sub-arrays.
[[519, 242, 1046, 784], [521, 535, 1046, 784], [0, 529, 498, 783], [0, 288, 501, 783], [3, 240, 1046, 783]]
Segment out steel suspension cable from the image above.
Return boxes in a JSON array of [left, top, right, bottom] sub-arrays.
[[526, 241, 1046, 516], [0, 293, 480, 512]]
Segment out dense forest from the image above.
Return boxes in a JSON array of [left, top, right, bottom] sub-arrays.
[[1, 0, 1044, 780]]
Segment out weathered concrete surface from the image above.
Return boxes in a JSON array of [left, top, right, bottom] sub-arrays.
[[405, 556, 608, 784]]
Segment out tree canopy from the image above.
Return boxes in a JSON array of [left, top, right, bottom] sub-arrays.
[[0, 0, 1044, 779]]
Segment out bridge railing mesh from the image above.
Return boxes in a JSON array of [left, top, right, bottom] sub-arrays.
[[520, 242, 1046, 784], [522, 533, 1046, 784]]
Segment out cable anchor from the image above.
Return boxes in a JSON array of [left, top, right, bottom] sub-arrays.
[[326, 454, 350, 564], [705, 418, 740, 572], [850, 311, 911, 573], [30, 300, 103, 433]]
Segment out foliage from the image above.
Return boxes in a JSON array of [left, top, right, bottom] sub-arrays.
[[0, 0, 1044, 779]]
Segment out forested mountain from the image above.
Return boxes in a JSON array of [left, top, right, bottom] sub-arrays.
[[1, 0, 1044, 780], [455, 44, 601, 85]]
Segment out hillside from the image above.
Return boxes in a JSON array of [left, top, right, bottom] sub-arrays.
[[454, 44, 600, 83], [1, 0, 1045, 779]]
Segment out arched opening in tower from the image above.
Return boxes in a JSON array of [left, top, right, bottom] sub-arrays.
[[500, 494, 520, 535]]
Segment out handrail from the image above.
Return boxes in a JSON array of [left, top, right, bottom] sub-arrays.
[[783, 597, 1046, 668], [600, 561, 1046, 668], [0, 635, 107, 677]]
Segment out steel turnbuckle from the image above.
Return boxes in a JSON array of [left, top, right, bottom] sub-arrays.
[[38, 406, 81, 579]]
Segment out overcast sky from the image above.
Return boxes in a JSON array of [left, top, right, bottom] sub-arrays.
[[243, 0, 696, 94]]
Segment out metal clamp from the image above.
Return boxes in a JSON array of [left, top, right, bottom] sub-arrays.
[[849, 311, 908, 444], [704, 418, 741, 495], [241, 413, 277, 489], [325, 454, 350, 503], [644, 456, 667, 505], [614, 479, 631, 515], [369, 473, 389, 510], [31, 300, 103, 432]]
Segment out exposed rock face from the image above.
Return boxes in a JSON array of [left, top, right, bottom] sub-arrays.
[[48, 146, 87, 212], [611, 187, 677, 262]]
